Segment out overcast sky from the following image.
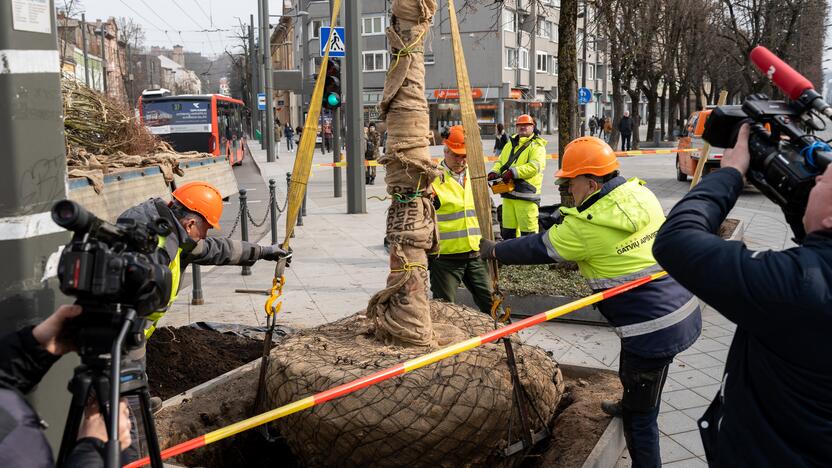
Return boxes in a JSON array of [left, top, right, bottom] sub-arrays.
[[76, 0, 286, 58]]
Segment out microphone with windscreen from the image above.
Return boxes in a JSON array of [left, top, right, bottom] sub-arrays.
[[750, 45, 832, 118]]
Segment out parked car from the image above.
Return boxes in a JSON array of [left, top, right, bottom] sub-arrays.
[[676, 109, 723, 181]]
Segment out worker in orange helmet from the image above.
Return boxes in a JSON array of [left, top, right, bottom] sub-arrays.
[[487, 114, 547, 239], [480, 136, 701, 468], [117, 181, 290, 461]]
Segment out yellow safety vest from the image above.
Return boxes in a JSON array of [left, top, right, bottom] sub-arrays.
[[144, 235, 182, 338], [431, 167, 481, 255]]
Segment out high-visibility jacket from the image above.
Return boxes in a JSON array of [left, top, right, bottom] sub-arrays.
[[494, 176, 701, 358], [492, 134, 547, 202], [431, 166, 481, 255], [144, 235, 182, 338]]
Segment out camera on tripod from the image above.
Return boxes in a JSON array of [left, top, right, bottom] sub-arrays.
[[702, 46, 832, 215], [52, 200, 173, 355]]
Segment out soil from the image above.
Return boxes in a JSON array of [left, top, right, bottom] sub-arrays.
[[154, 365, 621, 467], [718, 218, 740, 240], [147, 327, 274, 400], [500, 263, 592, 297]]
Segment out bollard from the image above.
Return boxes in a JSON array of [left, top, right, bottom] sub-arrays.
[[191, 264, 205, 305], [301, 189, 308, 217], [239, 188, 252, 276], [287, 172, 295, 237], [269, 179, 278, 244]]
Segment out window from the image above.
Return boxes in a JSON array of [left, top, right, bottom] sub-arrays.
[[536, 18, 552, 39], [505, 47, 518, 69], [362, 15, 385, 35], [588, 64, 595, 80], [577, 61, 582, 79], [519, 48, 529, 70], [363, 51, 388, 72], [424, 54, 435, 65], [550, 56, 558, 75], [536, 52, 548, 73], [310, 20, 322, 39], [587, 35, 595, 51], [503, 9, 516, 32]]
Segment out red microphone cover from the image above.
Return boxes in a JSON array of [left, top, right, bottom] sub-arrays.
[[750, 45, 814, 100]]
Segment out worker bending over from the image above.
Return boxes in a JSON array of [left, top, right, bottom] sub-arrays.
[[480, 137, 701, 468], [429, 125, 493, 313], [488, 114, 547, 239]]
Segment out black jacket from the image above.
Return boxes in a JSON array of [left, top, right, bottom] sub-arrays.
[[617, 116, 633, 134], [0, 328, 105, 468], [653, 168, 832, 467]]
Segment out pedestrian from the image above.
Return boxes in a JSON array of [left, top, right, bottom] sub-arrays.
[[618, 110, 633, 151], [365, 123, 380, 185], [493, 122, 508, 156], [428, 125, 493, 313], [117, 181, 292, 462], [653, 124, 832, 466], [589, 116, 598, 137], [604, 117, 613, 142], [323, 121, 333, 154], [598, 115, 607, 139], [283, 123, 294, 152], [480, 136, 701, 467], [487, 114, 547, 239]]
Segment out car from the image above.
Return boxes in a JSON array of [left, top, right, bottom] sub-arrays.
[[676, 109, 723, 181]]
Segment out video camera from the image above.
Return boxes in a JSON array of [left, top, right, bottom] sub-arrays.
[[702, 46, 831, 217], [52, 199, 173, 355]]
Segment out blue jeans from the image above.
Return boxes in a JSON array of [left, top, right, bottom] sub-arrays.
[[619, 350, 672, 468]]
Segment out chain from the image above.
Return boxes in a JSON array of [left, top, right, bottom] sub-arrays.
[[225, 209, 242, 238], [246, 189, 275, 228], [225, 187, 290, 238]]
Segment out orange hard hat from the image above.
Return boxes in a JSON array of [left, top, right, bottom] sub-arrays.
[[516, 114, 535, 126], [443, 125, 466, 155], [555, 136, 620, 184], [172, 181, 223, 229]]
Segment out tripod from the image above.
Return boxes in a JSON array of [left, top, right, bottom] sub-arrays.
[[56, 308, 164, 468]]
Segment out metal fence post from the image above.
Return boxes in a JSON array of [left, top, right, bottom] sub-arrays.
[[269, 179, 277, 244], [287, 172, 296, 236], [239, 188, 252, 275], [191, 264, 205, 304], [301, 190, 308, 217]]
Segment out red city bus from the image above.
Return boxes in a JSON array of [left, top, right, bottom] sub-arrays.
[[138, 91, 247, 165]]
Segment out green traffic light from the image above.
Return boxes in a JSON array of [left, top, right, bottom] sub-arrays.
[[327, 92, 341, 107]]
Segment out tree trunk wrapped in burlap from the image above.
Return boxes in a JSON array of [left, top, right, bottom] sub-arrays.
[[365, 0, 444, 347], [266, 302, 565, 467]]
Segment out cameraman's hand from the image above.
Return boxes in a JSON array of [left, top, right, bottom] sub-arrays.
[[721, 123, 751, 176], [32, 304, 82, 356], [78, 398, 132, 451]]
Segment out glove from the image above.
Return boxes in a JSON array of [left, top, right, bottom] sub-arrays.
[[487, 172, 500, 181], [478, 238, 498, 261], [259, 244, 292, 264], [501, 170, 514, 183]]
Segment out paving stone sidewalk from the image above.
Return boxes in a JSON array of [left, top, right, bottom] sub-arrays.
[[161, 140, 793, 467]]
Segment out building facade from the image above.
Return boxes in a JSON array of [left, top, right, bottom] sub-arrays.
[[283, 0, 632, 139]]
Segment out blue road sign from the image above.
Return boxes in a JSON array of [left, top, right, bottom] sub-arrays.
[[257, 92, 266, 110], [578, 87, 592, 104], [319, 27, 346, 57]]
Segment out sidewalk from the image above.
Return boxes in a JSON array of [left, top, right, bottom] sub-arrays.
[[161, 138, 793, 467]]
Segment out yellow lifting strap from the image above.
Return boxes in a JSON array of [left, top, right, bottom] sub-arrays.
[[446, 0, 509, 323]]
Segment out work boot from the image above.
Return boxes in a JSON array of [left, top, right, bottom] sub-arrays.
[[150, 396, 163, 415], [601, 400, 623, 417]]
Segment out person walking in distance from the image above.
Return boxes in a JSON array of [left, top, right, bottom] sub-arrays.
[[589, 116, 598, 137], [365, 123, 381, 185], [493, 123, 508, 156], [283, 123, 294, 152], [618, 111, 633, 151]]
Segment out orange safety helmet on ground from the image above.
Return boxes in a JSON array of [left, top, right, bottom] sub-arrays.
[[515, 114, 535, 126], [443, 125, 467, 155], [172, 181, 223, 229], [555, 136, 620, 184]]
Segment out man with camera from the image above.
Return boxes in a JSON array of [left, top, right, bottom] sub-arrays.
[[480, 136, 701, 467], [653, 123, 832, 466], [0, 305, 133, 467]]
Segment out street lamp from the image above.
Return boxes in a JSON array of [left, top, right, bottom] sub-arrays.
[[578, 0, 597, 136]]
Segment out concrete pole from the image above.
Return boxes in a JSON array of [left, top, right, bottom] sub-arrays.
[[248, 18, 258, 139], [345, 0, 366, 213], [0, 0, 74, 449], [81, 13, 90, 87], [330, 0, 342, 198], [300, 8, 308, 128], [529, 2, 537, 105], [261, 0, 276, 161], [580, 0, 588, 136], [99, 23, 107, 94]]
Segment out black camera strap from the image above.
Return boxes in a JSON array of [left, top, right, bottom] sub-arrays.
[[498, 136, 534, 175]]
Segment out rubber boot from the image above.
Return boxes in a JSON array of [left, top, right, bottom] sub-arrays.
[[601, 400, 623, 417]]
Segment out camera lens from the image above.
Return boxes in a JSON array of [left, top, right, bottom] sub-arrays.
[[51, 200, 92, 233]]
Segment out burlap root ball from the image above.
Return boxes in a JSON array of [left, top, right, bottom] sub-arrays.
[[265, 301, 565, 467]]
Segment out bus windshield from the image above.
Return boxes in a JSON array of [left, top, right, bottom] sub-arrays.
[[143, 100, 211, 134]]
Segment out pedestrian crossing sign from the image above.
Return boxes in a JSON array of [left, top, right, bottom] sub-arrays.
[[319, 27, 346, 57]]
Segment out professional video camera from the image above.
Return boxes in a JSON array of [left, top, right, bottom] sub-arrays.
[[51, 199, 172, 468], [702, 46, 832, 218]]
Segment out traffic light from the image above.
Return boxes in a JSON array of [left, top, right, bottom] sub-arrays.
[[322, 58, 342, 110]]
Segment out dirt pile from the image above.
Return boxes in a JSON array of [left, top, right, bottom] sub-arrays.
[[266, 302, 564, 467]]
